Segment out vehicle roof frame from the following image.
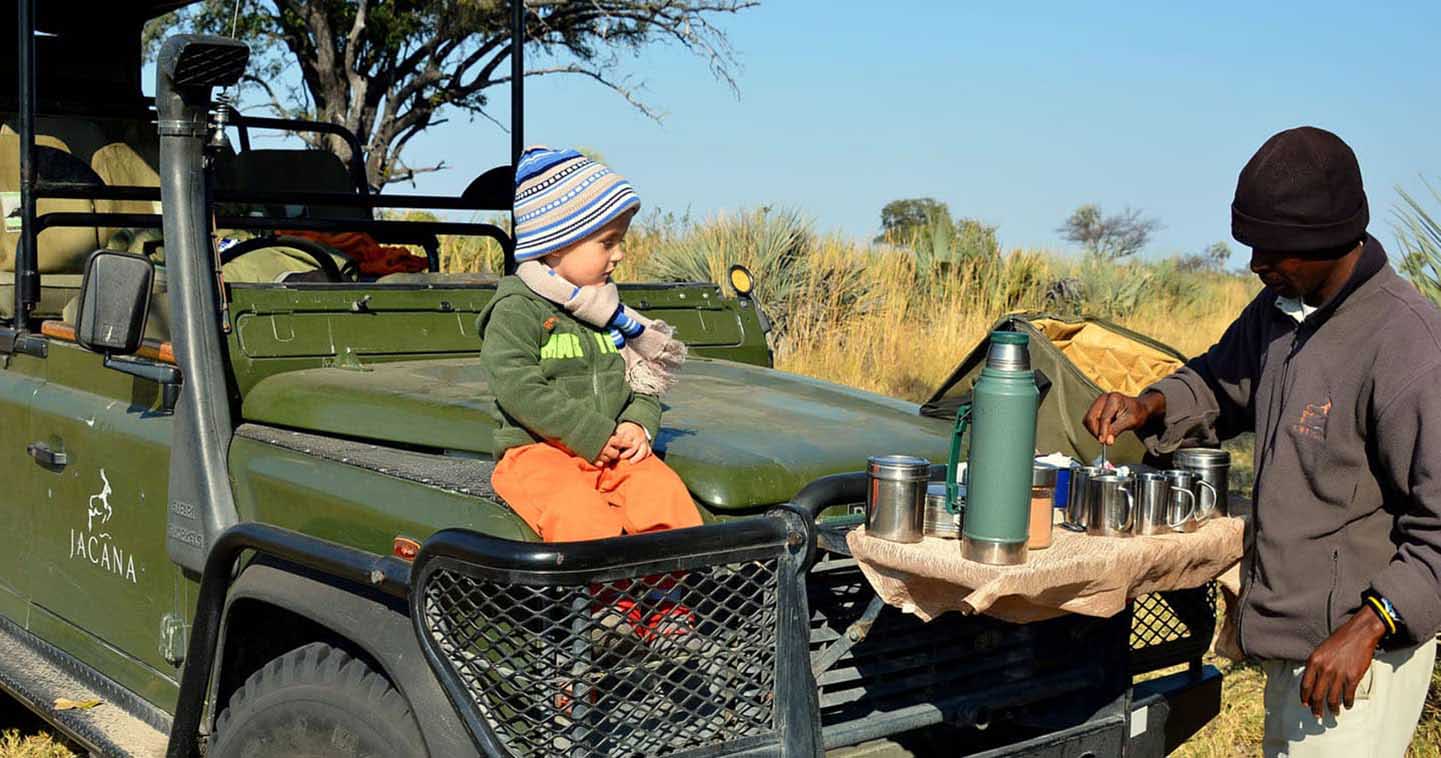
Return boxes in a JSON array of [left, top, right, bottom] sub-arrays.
[[4, 0, 529, 342]]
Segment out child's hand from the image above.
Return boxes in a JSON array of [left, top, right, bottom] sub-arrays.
[[612, 422, 651, 463], [593, 438, 623, 467]]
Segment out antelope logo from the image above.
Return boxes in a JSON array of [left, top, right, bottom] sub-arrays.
[[1293, 399, 1332, 440], [87, 469, 113, 531]]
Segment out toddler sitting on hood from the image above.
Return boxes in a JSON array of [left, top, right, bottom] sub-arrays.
[[477, 146, 700, 543]]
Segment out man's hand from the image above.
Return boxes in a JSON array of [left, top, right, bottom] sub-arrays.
[[1299, 609, 1387, 718], [610, 422, 651, 463], [1083, 391, 1166, 445]]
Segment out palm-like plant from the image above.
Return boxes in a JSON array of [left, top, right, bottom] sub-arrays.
[[1396, 180, 1441, 306]]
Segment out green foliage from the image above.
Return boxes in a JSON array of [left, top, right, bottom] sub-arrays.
[[635, 207, 851, 339], [144, 1, 755, 187], [1069, 259, 1154, 317], [877, 198, 951, 243], [911, 218, 1006, 294], [879, 199, 1001, 289], [1059, 203, 1163, 260], [1396, 181, 1441, 307], [1174, 241, 1233, 273]]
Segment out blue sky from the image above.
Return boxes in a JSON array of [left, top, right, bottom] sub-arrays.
[[238, 2, 1441, 265]]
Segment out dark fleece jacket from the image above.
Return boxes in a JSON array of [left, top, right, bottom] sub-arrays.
[[1143, 236, 1441, 661]]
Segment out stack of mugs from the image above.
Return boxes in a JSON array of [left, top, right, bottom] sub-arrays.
[[1062, 448, 1230, 537]]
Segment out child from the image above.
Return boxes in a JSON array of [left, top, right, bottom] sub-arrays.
[[478, 146, 701, 543]]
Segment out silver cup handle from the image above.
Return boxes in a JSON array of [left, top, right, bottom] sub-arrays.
[[1120, 488, 1135, 532], [1167, 486, 1196, 529], [1196, 479, 1220, 519]]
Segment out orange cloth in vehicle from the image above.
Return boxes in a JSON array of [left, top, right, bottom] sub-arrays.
[[278, 229, 429, 276], [492, 442, 702, 542]]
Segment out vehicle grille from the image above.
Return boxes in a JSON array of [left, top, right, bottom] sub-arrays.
[[420, 560, 782, 755], [1129, 583, 1218, 675]]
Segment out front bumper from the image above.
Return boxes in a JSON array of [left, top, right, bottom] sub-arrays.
[[409, 510, 1222, 757]]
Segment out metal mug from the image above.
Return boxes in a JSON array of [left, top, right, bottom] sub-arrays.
[[1132, 471, 1195, 535], [1065, 465, 1105, 532], [865, 455, 930, 543], [1174, 448, 1230, 518], [924, 482, 962, 539], [1086, 474, 1135, 537], [1163, 469, 1217, 533]]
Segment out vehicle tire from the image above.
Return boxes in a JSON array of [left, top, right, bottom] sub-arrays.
[[210, 642, 426, 758]]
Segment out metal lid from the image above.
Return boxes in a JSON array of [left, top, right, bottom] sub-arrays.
[[1032, 462, 1060, 487], [985, 330, 1031, 372], [867, 455, 931, 481], [1174, 448, 1230, 465]]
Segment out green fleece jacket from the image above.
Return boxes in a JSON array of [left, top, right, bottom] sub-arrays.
[[477, 276, 662, 463]]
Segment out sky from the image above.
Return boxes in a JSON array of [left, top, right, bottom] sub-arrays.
[[209, 1, 1441, 266]]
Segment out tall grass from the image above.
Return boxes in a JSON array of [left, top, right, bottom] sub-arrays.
[[1397, 180, 1441, 307], [604, 208, 1252, 399]]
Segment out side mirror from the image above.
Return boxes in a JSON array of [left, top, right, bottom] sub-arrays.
[[76, 250, 153, 356], [75, 250, 183, 414]]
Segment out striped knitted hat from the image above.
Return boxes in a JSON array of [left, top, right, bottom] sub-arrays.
[[513, 146, 640, 262]]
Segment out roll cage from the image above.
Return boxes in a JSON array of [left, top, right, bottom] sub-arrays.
[[1, 0, 528, 354]]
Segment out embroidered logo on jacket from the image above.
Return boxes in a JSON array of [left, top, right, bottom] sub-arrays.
[[1292, 399, 1331, 440]]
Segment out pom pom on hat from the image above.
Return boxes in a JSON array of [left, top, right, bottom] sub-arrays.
[[513, 146, 640, 262]]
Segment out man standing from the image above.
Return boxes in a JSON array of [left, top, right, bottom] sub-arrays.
[[1085, 126, 1441, 757]]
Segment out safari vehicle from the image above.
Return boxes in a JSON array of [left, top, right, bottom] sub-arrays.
[[0, 2, 1223, 756]]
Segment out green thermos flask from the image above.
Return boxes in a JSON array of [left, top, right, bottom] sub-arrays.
[[956, 331, 1039, 565]]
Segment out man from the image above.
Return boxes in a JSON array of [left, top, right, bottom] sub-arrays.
[[1085, 126, 1441, 757]]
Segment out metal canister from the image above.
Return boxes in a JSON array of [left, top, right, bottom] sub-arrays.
[[1174, 448, 1230, 518], [924, 482, 963, 539], [865, 455, 930, 543], [962, 331, 1039, 565]]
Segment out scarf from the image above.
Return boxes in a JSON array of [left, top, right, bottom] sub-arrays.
[[516, 260, 687, 396]]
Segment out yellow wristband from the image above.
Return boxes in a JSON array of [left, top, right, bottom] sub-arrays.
[[1366, 595, 1398, 636]]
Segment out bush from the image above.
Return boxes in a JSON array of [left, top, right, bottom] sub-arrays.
[[1396, 181, 1441, 307]]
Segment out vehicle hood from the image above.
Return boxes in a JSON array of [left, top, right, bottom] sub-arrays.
[[241, 357, 952, 510]]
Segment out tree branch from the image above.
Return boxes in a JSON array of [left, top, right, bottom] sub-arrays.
[[495, 64, 664, 122]]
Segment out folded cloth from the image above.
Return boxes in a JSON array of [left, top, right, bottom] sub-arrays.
[[846, 516, 1244, 624]]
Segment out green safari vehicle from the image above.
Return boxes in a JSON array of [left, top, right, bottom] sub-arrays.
[[0, 2, 1224, 756]]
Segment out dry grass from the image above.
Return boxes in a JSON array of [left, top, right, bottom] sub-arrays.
[[608, 209, 1257, 402], [0, 731, 71, 758]]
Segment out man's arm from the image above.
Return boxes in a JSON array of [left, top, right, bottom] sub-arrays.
[[1299, 361, 1441, 719], [1086, 297, 1265, 448], [1368, 362, 1441, 645]]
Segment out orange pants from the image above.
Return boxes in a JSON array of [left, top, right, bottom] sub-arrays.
[[492, 442, 702, 542]]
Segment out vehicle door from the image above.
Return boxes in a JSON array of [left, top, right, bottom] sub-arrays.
[[26, 334, 184, 703], [0, 348, 45, 621]]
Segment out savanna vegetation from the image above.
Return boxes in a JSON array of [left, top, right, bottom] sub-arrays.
[[6, 192, 1441, 755]]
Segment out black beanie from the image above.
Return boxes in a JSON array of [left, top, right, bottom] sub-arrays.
[[1231, 126, 1368, 253]]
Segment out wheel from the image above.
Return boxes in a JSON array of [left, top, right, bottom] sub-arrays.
[[209, 642, 426, 758]]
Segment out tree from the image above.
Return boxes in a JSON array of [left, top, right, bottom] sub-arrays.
[[1176, 241, 1232, 272], [1058, 203, 1162, 260], [877, 198, 951, 243], [145, 1, 755, 188]]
